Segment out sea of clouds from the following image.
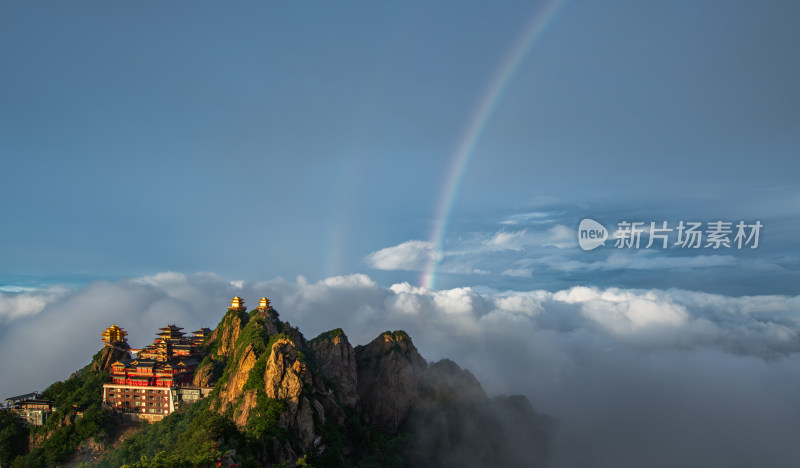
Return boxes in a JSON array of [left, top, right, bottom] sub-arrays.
[[2, 272, 799, 467]]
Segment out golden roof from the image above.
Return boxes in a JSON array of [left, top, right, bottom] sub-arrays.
[[101, 324, 128, 343]]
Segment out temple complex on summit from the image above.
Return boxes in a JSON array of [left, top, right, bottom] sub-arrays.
[[102, 323, 208, 421], [99, 297, 272, 421]]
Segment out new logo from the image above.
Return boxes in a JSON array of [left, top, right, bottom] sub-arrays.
[[578, 218, 608, 251]]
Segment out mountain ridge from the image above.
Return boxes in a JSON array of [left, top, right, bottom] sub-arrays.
[[1, 300, 554, 467]]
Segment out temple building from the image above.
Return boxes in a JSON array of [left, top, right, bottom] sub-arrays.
[[101, 324, 128, 344], [258, 297, 271, 310], [229, 296, 245, 310], [102, 386, 174, 419], [191, 327, 212, 346], [5, 394, 52, 426], [103, 323, 209, 421], [138, 324, 199, 361]]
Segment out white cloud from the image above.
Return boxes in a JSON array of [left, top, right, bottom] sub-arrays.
[[492, 294, 544, 318], [543, 224, 574, 248], [485, 230, 526, 248], [580, 294, 690, 335], [365, 240, 434, 271], [432, 287, 478, 315], [321, 273, 376, 289]]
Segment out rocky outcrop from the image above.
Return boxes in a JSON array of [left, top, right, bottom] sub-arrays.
[[310, 329, 359, 407], [355, 331, 428, 433], [211, 330, 319, 453], [194, 307, 251, 389], [264, 337, 316, 449], [280, 396, 315, 451], [206, 308, 249, 358], [192, 362, 215, 387], [280, 322, 306, 349], [249, 307, 282, 335], [218, 344, 258, 413], [264, 338, 311, 400], [233, 389, 258, 428], [90, 342, 131, 372]]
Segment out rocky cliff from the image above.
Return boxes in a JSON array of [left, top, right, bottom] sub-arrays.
[[89, 342, 131, 373], [354, 330, 428, 433], [309, 328, 358, 407], [206, 307, 250, 359]]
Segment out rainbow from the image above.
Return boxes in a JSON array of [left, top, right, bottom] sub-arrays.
[[420, 0, 570, 289]]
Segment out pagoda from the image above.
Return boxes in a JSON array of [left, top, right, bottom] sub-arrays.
[[191, 327, 212, 346], [156, 324, 186, 342], [229, 296, 245, 310], [101, 324, 128, 344], [258, 297, 271, 310]]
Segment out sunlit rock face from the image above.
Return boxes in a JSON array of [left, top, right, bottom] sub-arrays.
[[210, 308, 249, 359], [90, 343, 131, 373]]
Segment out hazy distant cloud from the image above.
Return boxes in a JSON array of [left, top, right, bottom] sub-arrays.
[[4, 273, 800, 467], [499, 211, 565, 225], [0, 286, 41, 293], [0, 286, 69, 323], [501, 268, 533, 277], [541, 251, 740, 272]]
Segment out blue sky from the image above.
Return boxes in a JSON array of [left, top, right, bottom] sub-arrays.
[[1, 0, 798, 294]]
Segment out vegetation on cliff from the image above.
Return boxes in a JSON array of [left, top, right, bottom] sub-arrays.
[[3, 349, 117, 467], [0, 411, 27, 466], [96, 399, 254, 467]]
